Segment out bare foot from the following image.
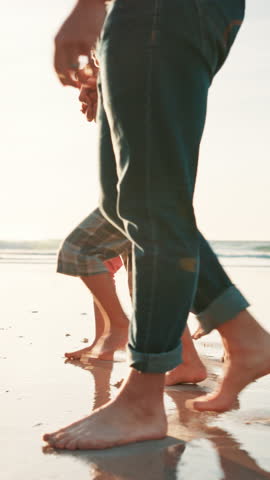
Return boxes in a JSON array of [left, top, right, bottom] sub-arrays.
[[165, 361, 207, 386], [85, 328, 128, 360], [186, 312, 270, 412], [65, 341, 98, 360], [65, 327, 128, 361], [43, 369, 167, 450], [165, 326, 207, 386]]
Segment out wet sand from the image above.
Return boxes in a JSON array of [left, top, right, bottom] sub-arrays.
[[1, 263, 270, 479]]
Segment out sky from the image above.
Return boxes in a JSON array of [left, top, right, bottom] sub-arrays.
[[0, 0, 270, 241]]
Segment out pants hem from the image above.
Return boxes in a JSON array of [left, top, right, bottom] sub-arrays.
[[197, 285, 250, 333], [127, 343, 182, 373]]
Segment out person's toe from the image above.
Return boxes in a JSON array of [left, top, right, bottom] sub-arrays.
[[43, 432, 53, 442], [76, 438, 89, 450], [54, 437, 69, 449], [65, 439, 78, 450], [185, 395, 210, 411], [51, 432, 69, 448], [43, 429, 64, 444]]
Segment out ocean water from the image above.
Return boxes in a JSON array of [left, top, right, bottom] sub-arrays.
[[211, 240, 270, 268], [0, 240, 269, 268]]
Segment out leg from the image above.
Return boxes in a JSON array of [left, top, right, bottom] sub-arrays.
[[184, 1, 270, 412], [100, 0, 212, 375], [78, 270, 128, 359], [165, 326, 207, 385], [57, 208, 130, 359], [167, 233, 250, 384], [187, 310, 270, 412], [123, 246, 208, 385], [65, 300, 106, 359]]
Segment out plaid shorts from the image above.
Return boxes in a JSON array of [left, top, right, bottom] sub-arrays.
[[57, 208, 131, 277]]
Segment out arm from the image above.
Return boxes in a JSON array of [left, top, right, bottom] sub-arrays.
[[54, 0, 106, 87]]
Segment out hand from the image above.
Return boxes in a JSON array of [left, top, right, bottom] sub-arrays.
[[79, 85, 98, 122], [78, 59, 99, 122], [54, 0, 106, 87]]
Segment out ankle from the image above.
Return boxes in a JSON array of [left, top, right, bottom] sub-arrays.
[[106, 324, 128, 336], [181, 351, 203, 366], [218, 311, 262, 341], [119, 369, 165, 406], [217, 311, 269, 359]]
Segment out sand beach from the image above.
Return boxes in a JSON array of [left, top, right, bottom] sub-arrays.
[[1, 244, 270, 479]]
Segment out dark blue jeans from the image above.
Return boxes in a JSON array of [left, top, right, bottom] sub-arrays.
[[97, 0, 246, 372]]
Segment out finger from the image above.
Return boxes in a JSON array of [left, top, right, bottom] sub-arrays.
[[89, 90, 98, 101], [90, 50, 100, 71], [55, 71, 78, 88], [93, 102, 98, 122], [54, 47, 75, 87], [54, 45, 81, 88], [79, 86, 96, 105], [81, 103, 88, 114], [86, 104, 94, 122], [66, 46, 83, 84], [76, 70, 97, 87], [79, 87, 90, 104]]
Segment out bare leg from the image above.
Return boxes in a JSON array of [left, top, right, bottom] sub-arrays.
[[65, 272, 129, 360], [186, 310, 270, 412], [81, 273, 129, 359], [43, 368, 167, 450], [165, 327, 207, 386], [65, 301, 106, 359]]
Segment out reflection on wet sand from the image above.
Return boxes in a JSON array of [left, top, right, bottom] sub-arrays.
[[58, 440, 186, 480], [166, 388, 270, 480], [44, 359, 270, 480]]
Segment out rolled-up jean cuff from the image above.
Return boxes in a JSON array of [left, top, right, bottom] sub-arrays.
[[197, 285, 250, 334], [127, 343, 182, 373]]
